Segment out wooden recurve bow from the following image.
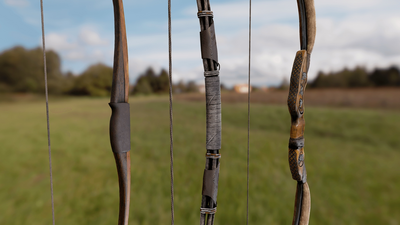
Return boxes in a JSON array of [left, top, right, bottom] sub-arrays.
[[109, 0, 131, 224], [287, 0, 315, 225], [196, 1, 222, 225]]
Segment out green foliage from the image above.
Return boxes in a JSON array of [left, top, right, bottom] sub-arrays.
[[155, 69, 169, 93], [133, 68, 171, 95], [0, 46, 112, 97], [310, 67, 371, 88], [174, 80, 199, 93], [0, 97, 399, 224], [369, 66, 400, 86], [68, 64, 113, 97], [133, 68, 201, 95], [0, 46, 65, 94], [310, 66, 400, 88]]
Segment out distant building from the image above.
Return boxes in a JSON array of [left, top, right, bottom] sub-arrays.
[[234, 84, 251, 93], [197, 84, 206, 93], [259, 86, 269, 92]]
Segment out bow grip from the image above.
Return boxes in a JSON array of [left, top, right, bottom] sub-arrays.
[[109, 102, 131, 153], [287, 50, 308, 183], [288, 50, 308, 124]]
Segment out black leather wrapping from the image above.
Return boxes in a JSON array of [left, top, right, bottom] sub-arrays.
[[205, 76, 222, 150], [200, 23, 218, 63], [202, 165, 220, 204], [109, 102, 131, 153]]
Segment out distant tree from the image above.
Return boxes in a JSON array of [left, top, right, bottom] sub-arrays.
[[133, 77, 152, 95], [61, 71, 77, 94], [347, 67, 370, 87], [0, 46, 64, 94], [310, 67, 370, 88], [186, 81, 198, 93], [173, 80, 186, 93], [132, 68, 171, 95], [369, 66, 400, 86], [69, 63, 113, 96], [133, 68, 155, 95], [309, 71, 326, 88], [156, 69, 170, 93]]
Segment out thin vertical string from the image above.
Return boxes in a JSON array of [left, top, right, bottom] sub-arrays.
[[40, 1, 55, 225], [168, 0, 175, 224], [246, 0, 252, 224]]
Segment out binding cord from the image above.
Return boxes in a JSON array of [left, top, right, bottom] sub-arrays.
[[40, 0, 55, 224], [168, 0, 175, 224], [246, 0, 252, 224]]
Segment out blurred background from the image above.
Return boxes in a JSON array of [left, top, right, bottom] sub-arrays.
[[0, 0, 399, 224]]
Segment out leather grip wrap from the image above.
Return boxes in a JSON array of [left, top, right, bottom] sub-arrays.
[[200, 23, 218, 63], [289, 137, 304, 149], [109, 102, 131, 153], [205, 76, 222, 150], [202, 165, 220, 204]]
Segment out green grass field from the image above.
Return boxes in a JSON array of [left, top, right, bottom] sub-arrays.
[[0, 96, 399, 225]]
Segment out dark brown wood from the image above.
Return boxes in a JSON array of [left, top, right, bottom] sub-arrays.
[[296, 0, 316, 53], [110, 0, 131, 225], [111, 0, 130, 104], [113, 152, 131, 225]]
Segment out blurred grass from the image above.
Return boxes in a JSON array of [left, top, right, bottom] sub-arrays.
[[0, 95, 399, 224]]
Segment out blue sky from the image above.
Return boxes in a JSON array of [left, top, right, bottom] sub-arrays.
[[1, 0, 400, 87]]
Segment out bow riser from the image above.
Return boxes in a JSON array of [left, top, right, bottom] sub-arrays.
[[288, 1, 315, 224], [288, 50, 308, 183]]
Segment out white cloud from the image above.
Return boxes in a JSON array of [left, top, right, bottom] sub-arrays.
[[46, 33, 78, 51], [79, 28, 109, 46], [4, 0, 29, 7], [164, 0, 400, 87], [24, 0, 400, 87], [44, 29, 113, 73], [65, 51, 85, 61]]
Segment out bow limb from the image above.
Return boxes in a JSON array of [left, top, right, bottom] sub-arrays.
[[109, 0, 131, 225], [288, 1, 315, 225], [297, 0, 316, 54]]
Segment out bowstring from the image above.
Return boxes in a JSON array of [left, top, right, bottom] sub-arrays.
[[40, 0, 56, 224], [168, 0, 175, 224], [246, 0, 252, 224]]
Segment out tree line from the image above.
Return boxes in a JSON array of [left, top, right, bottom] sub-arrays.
[[309, 66, 400, 88], [1, 46, 400, 96], [0, 46, 199, 96]]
